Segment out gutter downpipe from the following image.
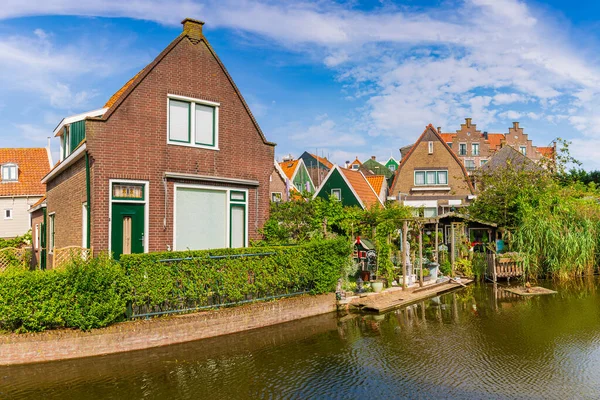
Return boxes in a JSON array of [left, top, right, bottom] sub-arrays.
[[85, 152, 91, 249]]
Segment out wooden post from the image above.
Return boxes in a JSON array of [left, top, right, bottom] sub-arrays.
[[492, 253, 497, 282], [402, 220, 408, 290], [451, 223, 455, 276], [434, 222, 439, 263], [419, 227, 423, 288]]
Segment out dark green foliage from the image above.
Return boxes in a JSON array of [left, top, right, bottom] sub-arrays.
[[0, 255, 128, 332], [120, 238, 351, 313]]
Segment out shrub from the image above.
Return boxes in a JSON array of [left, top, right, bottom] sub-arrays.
[[121, 238, 351, 314], [0, 255, 128, 332]]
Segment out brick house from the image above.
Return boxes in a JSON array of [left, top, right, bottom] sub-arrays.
[[270, 161, 289, 203], [440, 118, 555, 172], [299, 152, 333, 188], [0, 148, 51, 239], [41, 19, 275, 262], [390, 125, 474, 216]]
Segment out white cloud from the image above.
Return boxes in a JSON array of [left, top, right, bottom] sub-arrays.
[[493, 93, 529, 105], [289, 116, 366, 148]]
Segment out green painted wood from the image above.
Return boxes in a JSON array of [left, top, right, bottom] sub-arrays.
[[70, 120, 86, 153], [111, 203, 145, 260], [315, 168, 361, 208], [41, 208, 47, 270], [293, 163, 315, 193]]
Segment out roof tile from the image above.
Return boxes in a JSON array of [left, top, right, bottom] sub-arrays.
[[341, 168, 381, 209], [0, 148, 49, 196]]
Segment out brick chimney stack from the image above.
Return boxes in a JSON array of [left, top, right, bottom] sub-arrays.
[[437, 126, 442, 133], [371, 156, 376, 161], [465, 118, 472, 128], [182, 18, 205, 40], [513, 121, 520, 129]]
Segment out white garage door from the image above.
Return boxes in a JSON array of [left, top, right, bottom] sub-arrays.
[[175, 187, 227, 251]]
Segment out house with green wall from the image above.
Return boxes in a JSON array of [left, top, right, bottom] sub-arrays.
[[313, 165, 383, 209], [385, 157, 399, 172], [279, 158, 315, 193]]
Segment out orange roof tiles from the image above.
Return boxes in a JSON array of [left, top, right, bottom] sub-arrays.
[[366, 175, 385, 195], [537, 146, 555, 158], [30, 195, 46, 209], [104, 70, 144, 108], [440, 133, 456, 142], [487, 134, 505, 150], [279, 160, 298, 180], [310, 153, 333, 169], [349, 157, 362, 167], [340, 168, 381, 209], [0, 148, 50, 196]]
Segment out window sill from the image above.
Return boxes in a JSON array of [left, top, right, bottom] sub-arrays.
[[167, 141, 219, 151], [411, 186, 451, 191]]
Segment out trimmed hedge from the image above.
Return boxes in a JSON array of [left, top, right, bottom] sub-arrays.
[[0, 239, 351, 332], [120, 238, 351, 314], [0, 255, 129, 332]]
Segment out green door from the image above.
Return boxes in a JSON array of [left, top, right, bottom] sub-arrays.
[[111, 203, 145, 260]]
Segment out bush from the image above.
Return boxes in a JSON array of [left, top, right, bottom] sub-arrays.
[[121, 238, 351, 313], [0, 255, 128, 332]]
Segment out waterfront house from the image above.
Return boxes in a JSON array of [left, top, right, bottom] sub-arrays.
[[0, 148, 51, 239], [313, 165, 384, 209], [390, 125, 474, 216], [40, 18, 275, 263]]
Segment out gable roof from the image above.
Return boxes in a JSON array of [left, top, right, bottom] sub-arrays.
[[339, 167, 383, 209], [0, 148, 50, 197], [308, 153, 333, 169], [385, 157, 398, 167], [366, 175, 385, 194], [481, 145, 541, 172], [96, 19, 274, 147], [279, 160, 298, 180], [273, 160, 289, 184], [395, 125, 474, 193], [362, 158, 394, 179], [537, 146, 555, 158]]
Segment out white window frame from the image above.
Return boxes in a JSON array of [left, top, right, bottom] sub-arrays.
[[271, 192, 283, 202], [428, 141, 434, 154], [465, 159, 476, 170], [520, 146, 527, 155], [4, 208, 12, 220], [1, 163, 18, 182], [108, 180, 150, 255], [331, 188, 342, 201], [351, 164, 359, 170], [472, 143, 480, 156], [414, 170, 448, 186], [173, 183, 249, 251], [167, 94, 220, 151]]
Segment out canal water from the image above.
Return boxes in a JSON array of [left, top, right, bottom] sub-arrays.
[[3, 280, 600, 399]]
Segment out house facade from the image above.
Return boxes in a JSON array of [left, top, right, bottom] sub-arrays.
[[313, 165, 383, 209], [41, 19, 275, 263], [270, 161, 289, 203], [0, 148, 51, 239], [299, 152, 332, 188], [391, 125, 474, 216], [279, 158, 315, 193], [385, 157, 399, 172]]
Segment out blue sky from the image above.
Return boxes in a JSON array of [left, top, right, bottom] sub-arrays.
[[1, 0, 600, 169]]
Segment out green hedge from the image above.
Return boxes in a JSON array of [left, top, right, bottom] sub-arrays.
[[120, 238, 351, 314], [0, 255, 129, 332]]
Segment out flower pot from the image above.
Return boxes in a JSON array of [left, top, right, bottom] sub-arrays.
[[371, 281, 384, 293]]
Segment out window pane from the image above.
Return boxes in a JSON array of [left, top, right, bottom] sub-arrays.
[[424, 207, 437, 218], [169, 100, 190, 142], [175, 188, 227, 250], [230, 205, 245, 248], [195, 104, 214, 146], [332, 189, 341, 200], [426, 171, 437, 184], [415, 172, 425, 185], [438, 171, 448, 185]]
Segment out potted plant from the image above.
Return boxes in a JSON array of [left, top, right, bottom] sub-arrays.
[[371, 279, 385, 293]]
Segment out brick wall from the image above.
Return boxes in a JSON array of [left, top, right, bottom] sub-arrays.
[[85, 33, 274, 253], [0, 293, 336, 366], [270, 167, 288, 202], [30, 208, 44, 268]]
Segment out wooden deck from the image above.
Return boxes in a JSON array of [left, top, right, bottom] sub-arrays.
[[348, 279, 474, 313]]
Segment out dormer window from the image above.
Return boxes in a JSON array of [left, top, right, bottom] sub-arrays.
[[351, 164, 359, 170], [1, 163, 18, 182]]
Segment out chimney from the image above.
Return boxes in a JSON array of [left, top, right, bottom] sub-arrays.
[[513, 121, 519, 129], [465, 118, 472, 128], [181, 18, 205, 40], [483, 131, 488, 140], [345, 160, 350, 169], [437, 126, 442, 133], [371, 156, 376, 161]]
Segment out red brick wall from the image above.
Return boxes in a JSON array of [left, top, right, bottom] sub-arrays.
[[0, 293, 336, 366], [30, 208, 44, 268], [85, 35, 274, 253]]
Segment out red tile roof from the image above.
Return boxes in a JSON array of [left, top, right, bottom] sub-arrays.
[[537, 146, 555, 158], [487, 134, 505, 150], [440, 133, 455, 143], [366, 175, 385, 195], [279, 160, 298, 180], [349, 157, 362, 167], [0, 148, 49, 196], [30, 195, 46, 209], [104, 70, 144, 108], [340, 168, 381, 209]]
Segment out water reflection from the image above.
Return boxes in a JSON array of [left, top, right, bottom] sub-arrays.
[[3, 280, 600, 399]]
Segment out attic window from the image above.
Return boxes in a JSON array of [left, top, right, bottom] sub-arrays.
[[331, 189, 342, 201], [428, 141, 433, 154], [168, 95, 220, 150], [351, 164, 359, 170], [1, 164, 18, 182], [520, 146, 527, 155]]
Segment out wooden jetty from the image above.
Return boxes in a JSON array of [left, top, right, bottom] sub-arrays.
[[349, 279, 474, 313]]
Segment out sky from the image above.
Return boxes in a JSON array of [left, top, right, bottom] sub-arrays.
[[1, 0, 600, 169]]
